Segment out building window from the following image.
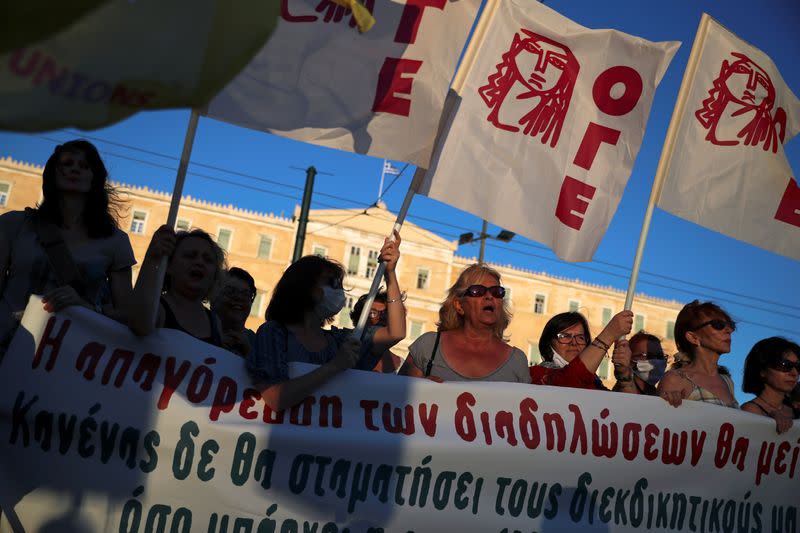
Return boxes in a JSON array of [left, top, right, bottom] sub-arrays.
[[534, 294, 546, 314], [313, 245, 327, 258], [666, 320, 675, 340], [528, 343, 541, 365], [250, 291, 266, 317], [602, 307, 612, 327], [635, 314, 645, 332], [0, 182, 10, 207], [347, 246, 361, 275], [365, 249, 379, 278], [416, 268, 430, 290], [130, 210, 147, 234], [409, 320, 424, 340], [568, 300, 580, 313], [257, 235, 273, 259], [503, 286, 513, 305], [175, 218, 191, 232], [217, 228, 233, 252]]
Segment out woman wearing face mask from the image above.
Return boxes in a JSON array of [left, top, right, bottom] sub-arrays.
[[0, 140, 135, 352], [612, 331, 667, 395], [249, 233, 404, 410], [741, 337, 799, 434], [531, 310, 633, 389], [399, 264, 530, 383], [128, 227, 226, 348]]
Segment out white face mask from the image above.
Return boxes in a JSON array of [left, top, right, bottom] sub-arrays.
[[633, 359, 667, 387], [315, 285, 346, 320], [551, 352, 570, 369]]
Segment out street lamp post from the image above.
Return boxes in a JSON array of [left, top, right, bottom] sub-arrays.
[[458, 220, 515, 263]]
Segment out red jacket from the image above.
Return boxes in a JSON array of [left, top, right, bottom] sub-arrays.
[[529, 357, 607, 390]]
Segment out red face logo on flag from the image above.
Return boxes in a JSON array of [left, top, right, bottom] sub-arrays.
[[478, 30, 579, 148], [695, 53, 787, 153]]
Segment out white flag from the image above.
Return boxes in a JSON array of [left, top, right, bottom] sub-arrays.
[[418, 0, 678, 262], [206, 0, 481, 168], [383, 160, 401, 175], [656, 15, 800, 260]]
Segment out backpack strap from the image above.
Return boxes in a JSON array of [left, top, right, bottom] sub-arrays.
[[424, 331, 442, 377]]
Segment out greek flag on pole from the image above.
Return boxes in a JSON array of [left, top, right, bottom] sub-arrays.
[[383, 161, 401, 175]]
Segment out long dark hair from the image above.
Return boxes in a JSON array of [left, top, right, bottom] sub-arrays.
[[38, 140, 123, 238], [538, 312, 591, 362], [266, 255, 345, 325]]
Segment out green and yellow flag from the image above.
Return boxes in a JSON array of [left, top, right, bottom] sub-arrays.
[[0, 0, 279, 131]]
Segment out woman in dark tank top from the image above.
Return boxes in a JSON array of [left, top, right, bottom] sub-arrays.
[[129, 227, 225, 349]]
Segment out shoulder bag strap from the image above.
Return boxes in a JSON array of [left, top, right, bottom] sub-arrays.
[[32, 211, 87, 293], [424, 331, 442, 377]]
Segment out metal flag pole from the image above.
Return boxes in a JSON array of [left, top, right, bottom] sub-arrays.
[[623, 14, 711, 311], [377, 160, 387, 203], [352, 0, 501, 339], [150, 108, 201, 326]]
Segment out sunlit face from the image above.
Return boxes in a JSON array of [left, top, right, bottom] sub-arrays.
[[215, 276, 253, 326], [763, 351, 799, 395], [456, 272, 503, 327], [552, 321, 588, 363], [168, 237, 217, 297], [513, 38, 569, 93], [690, 312, 734, 356], [55, 150, 93, 194], [722, 59, 773, 107]]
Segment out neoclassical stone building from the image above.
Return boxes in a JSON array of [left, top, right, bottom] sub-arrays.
[[0, 156, 681, 386]]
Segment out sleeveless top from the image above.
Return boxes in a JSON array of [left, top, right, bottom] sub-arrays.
[[409, 331, 531, 383], [161, 297, 222, 347], [674, 369, 739, 409]]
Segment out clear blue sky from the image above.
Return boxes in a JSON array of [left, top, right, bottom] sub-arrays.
[[1, 0, 798, 403]]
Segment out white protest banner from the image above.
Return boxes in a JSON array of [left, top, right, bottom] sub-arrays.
[[205, 0, 481, 168], [417, 0, 679, 262], [0, 1, 278, 132], [656, 15, 800, 260], [1, 298, 797, 532]]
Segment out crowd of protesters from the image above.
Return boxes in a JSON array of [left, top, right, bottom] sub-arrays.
[[1, 141, 797, 434]]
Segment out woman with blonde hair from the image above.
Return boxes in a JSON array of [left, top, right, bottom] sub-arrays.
[[399, 263, 530, 383]]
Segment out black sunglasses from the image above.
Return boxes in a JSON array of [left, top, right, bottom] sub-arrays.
[[769, 359, 800, 373], [693, 318, 736, 332], [463, 285, 506, 298]]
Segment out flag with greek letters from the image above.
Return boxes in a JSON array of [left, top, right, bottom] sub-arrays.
[[417, 0, 679, 262]]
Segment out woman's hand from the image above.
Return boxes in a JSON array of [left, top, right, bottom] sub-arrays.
[[611, 339, 633, 377], [773, 411, 793, 434], [380, 230, 401, 274], [43, 286, 89, 312], [659, 389, 687, 407], [144, 225, 177, 262], [223, 331, 251, 357], [332, 336, 361, 371], [600, 310, 634, 341]]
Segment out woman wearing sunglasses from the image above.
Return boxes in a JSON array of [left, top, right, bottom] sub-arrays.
[[741, 337, 799, 433], [399, 264, 530, 383], [530, 310, 633, 389], [248, 232, 405, 411], [658, 300, 739, 408]]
